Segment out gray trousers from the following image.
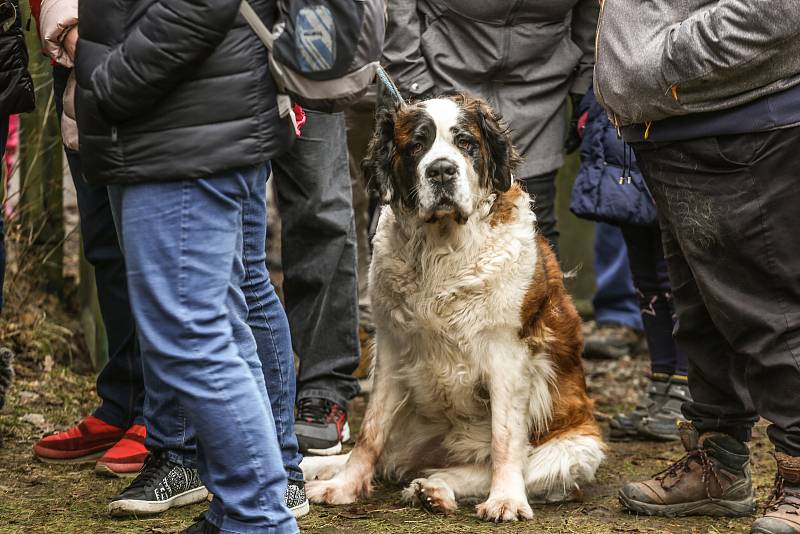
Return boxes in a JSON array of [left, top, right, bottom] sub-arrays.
[[272, 110, 361, 408]]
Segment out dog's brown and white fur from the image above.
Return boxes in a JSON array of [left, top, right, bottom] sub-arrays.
[[303, 95, 605, 522]]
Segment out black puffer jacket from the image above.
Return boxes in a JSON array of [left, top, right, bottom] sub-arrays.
[[76, 0, 292, 185], [0, 0, 35, 116]]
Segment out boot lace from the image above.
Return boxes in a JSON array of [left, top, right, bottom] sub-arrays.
[[126, 451, 171, 492], [298, 398, 343, 424], [653, 448, 722, 499], [764, 474, 800, 514]]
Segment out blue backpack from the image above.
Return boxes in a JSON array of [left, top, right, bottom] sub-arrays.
[[241, 0, 385, 112]]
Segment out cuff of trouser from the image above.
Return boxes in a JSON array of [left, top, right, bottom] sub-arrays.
[[297, 388, 354, 411], [205, 500, 299, 534], [164, 449, 198, 469], [287, 467, 304, 483], [690, 422, 753, 445], [92, 405, 130, 430]]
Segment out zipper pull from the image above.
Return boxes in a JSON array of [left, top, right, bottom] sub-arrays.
[[111, 126, 118, 144]]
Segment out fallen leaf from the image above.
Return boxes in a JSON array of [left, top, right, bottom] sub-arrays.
[[20, 413, 46, 427], [18, 391, 39, 404]]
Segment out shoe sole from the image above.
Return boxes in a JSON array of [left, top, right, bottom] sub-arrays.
[[291, 499, 310, 518], [35, 450, 107, 464], [305, 423, 351, 456], [94, 462, 140, 479], [751, 527, 788, 534], [618, 490, 755, 517], [107, 486, 209, 517]]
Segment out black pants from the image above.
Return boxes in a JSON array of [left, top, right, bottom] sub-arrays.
[[633, 126, 800, 456], [621, 224, 688, 377], [518, 171, 559, 256], [53, 66, 144, 427], [272, 110, 361, 409]]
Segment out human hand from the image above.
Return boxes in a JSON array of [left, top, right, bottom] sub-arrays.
[[63, 26, 78, 63]]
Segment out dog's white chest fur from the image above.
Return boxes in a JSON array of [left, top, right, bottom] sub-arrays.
[[369, 197, 538, 422]]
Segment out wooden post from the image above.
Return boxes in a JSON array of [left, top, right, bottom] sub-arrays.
[[78, 241, 109, 370], [18, 2, 65, 294], [557, 152, 596, 316]]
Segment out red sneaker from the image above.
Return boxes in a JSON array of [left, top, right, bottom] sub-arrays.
[[95, 424, 148, 477], [33, 415, 126, 463]]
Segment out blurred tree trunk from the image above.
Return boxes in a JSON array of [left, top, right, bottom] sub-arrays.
[[19, 2, 65, 294], [557, 151, 596, 316], [78, 241, 108, 370]]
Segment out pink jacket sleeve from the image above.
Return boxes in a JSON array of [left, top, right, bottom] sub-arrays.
[[39, 0, 78, 67]]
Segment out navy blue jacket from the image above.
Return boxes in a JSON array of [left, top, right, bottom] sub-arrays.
[[570, 89, 657, 227]]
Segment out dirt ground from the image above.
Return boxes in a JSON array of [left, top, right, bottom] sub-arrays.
[[0, 345, 778, 534]]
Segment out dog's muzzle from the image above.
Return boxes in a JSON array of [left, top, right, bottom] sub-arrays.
[[421, 158, 469, 224]]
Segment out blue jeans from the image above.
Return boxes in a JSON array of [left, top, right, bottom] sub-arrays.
[[53, 65, 144, 428], [109, 166, 302, 483], [239, 171, 303, 482], [113, 166, 297, 534], [592, 223, 643, 330]]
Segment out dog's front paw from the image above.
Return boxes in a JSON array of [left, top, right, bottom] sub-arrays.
[[476, 493, 533, 522], [402, 478, 457, 515], [305, 477, 363, 505]]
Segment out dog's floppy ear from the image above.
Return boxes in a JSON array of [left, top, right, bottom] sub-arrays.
[[363, 105, 398, 204], [476, 101, 520, 193]]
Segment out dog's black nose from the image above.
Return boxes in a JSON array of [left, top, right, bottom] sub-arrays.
[[425, 158, 458, 183]]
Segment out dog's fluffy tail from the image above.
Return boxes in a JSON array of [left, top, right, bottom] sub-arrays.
[[525, 432, 605, 502]]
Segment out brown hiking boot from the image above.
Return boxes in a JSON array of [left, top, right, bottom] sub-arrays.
[[619, 423, 755, 517], [751, 452, 800, 534]]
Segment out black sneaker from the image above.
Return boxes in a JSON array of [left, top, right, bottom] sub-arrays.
[[295, 398, 350, 456], [180, 514, 220, 534], [286, 479, 310, 518], [108, 451, 208, 516]]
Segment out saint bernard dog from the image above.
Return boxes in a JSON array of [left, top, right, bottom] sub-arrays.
[[302, 94, 605, 522]]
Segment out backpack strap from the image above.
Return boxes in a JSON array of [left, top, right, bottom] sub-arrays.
[[239, 0, 274, 51]]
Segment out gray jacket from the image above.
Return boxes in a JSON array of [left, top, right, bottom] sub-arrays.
[[384, 0, 598, 177], [594, 0, 800, 127]]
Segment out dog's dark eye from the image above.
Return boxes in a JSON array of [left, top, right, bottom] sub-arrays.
[[410, 143, 423, 155], [458, 139, 474, 152]]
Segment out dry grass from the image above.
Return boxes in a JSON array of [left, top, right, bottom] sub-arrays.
[[0, 349, 778, 534]]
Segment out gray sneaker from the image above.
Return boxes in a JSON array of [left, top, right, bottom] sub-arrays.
[[295, 398, 350, 456], [286, 480, 310, 518], [609, 375, 670, 441], [637, 379, 692, 441]]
